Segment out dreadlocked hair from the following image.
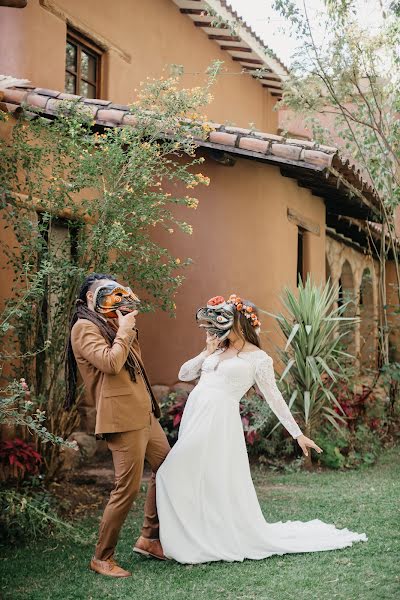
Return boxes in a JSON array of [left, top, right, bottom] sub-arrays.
[[65, 272, 138, 409]]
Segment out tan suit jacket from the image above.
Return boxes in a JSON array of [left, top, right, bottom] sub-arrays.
[[71, 318, 160, 435]]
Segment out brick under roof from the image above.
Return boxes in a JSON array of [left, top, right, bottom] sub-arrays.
[[0, 84, 382, 225]]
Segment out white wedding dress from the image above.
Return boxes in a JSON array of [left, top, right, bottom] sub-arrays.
[[156, 348, 367, 564]]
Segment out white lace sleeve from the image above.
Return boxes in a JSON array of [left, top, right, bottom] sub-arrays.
[[178, 350, 208, 382], [254, 353, 302, 439]]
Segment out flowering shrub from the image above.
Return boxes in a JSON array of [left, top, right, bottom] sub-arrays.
[[160, 391, 189, 445], [0, 65, 221, 480], [160, 374, 396, 470], [314, 377, 395, 469], [330, 378, 390, 433], [0, 378, 78, 447], [332, 381, 373, 428], [0, 438, 42, 481]]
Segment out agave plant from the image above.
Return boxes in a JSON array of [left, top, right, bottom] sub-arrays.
[[266, 275, 359, 466]]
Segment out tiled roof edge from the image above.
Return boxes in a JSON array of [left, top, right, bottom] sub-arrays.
[[1, 84, 380, 213]]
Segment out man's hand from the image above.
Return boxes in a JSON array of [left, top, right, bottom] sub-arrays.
[[116, 309, 138, 331], [296, 434, 323, 457]]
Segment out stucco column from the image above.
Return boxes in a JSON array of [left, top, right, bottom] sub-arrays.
[[371, 265, 379, 366], [330, 275, 339, 310], [330, 275, 340, 340], [385, 261, 400, 361], [353, 269, 363, 370]]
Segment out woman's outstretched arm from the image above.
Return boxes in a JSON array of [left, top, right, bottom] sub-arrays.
[[254, 353, 303, 439], [254, 352, 323, 457]]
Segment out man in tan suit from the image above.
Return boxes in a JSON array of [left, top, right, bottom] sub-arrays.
[[66, 273, 170, 578]]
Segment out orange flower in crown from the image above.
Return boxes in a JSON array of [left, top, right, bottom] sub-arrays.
[[227, 293, 261, 329]]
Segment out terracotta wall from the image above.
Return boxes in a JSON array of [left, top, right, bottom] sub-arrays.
[[0, 0, 327, 385], [0, 0, 278, 132], [0, 111, 325, 385], [137, 157, 326, 384]]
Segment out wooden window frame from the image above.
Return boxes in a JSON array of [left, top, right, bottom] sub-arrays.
[[66, 28, 102, 98]]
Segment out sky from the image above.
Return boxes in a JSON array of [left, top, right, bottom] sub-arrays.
[[226, 0, 386, 67]]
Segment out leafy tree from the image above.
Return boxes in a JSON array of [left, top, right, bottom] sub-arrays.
[[0, 66, 219, 477], [273, 0, 400, 364]]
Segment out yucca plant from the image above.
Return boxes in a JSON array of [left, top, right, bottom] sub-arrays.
[[267, 275, 359, 467]]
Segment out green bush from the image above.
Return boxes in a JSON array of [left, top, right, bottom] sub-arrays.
[[315, 424, 383, 469], [0, 486, 92, 545]]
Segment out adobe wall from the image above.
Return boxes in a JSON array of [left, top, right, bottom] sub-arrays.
[[138, 157, 326, 384], [0, 0, 279, 131]]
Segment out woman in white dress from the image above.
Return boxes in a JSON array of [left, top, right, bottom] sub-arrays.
[[156, 295, 367, 564]]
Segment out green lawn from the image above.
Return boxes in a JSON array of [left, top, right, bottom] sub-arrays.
[[1, 447, 399, 600]]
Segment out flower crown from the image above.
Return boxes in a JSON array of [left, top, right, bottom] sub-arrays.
[[227, 294, 261, 328], [206, 294, 261, 329]]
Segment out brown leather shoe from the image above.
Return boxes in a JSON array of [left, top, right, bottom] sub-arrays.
[[133, 536, 167, 561], [90, 557, 131, 577]]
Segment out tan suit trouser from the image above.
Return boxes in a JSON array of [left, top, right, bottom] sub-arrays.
[[95, 413, 170, 561]]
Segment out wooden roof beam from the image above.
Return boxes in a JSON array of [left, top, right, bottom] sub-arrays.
[[208, 34, 242, 42], [194, 21, 227, 28], [231, 56, 264, 65], [180, 8, 208, 15], [259, 75, 282, 82], [262, 82, 283, 89], [219, 45, 252, 52]]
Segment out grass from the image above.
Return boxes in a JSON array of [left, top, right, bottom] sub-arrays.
[[1, 447, 399, 600]]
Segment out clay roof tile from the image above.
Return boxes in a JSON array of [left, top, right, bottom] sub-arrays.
[[34, 88, 61, 98], [25, 92, 50, 109], [1, 81, 381, 220]]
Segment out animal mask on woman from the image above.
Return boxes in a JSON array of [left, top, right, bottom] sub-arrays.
[[196, 296, 235, 341], [93, 282, 141, 318]]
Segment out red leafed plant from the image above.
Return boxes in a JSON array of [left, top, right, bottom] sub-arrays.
[[332, 382, 374, 430], [0, 438, 43, 481], [161, 391, 263, 448], [168, 399, 260, 445], [167, 398, 187, 428], [240, 405, 259, 446]]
